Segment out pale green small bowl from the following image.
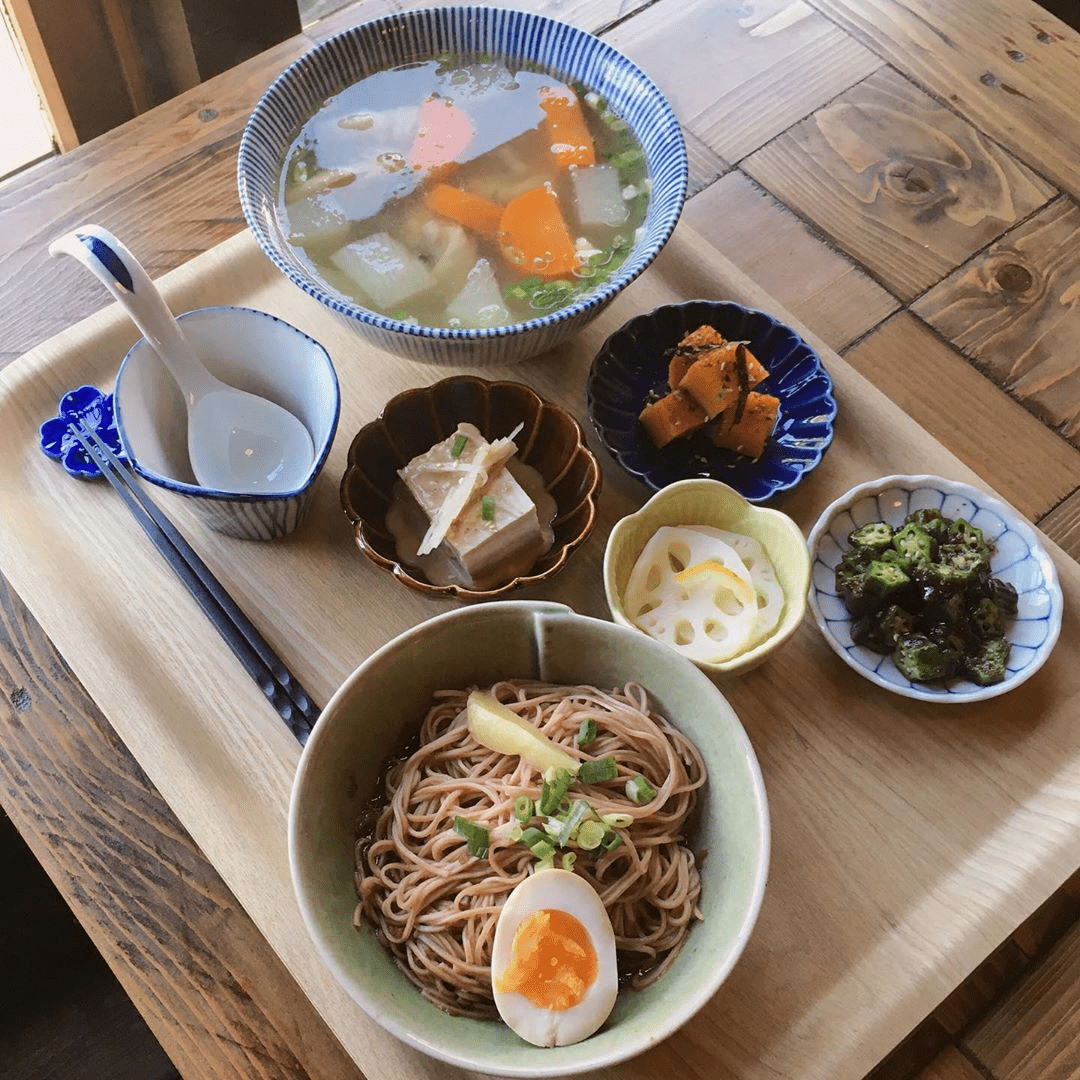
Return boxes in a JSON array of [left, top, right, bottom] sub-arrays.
[[290, 601, 769, 1076], [604, 479, 811, 676]]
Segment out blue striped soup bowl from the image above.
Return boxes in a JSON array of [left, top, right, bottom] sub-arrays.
[[114, 305, 340, 540], [237, 6, 687, 365], [807, 474, 1063, 703]]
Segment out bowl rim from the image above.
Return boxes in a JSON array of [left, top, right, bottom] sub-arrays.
[[586, 299, 837, 501], [340, 374, 602, 599], [114, 304, 341, 502], [288, 599, 771, 1075], [604, 477, 811, 674], [806, 472, 1064, 702], [237, 4, 688, 341]]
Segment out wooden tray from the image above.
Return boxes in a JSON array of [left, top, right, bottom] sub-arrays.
[[1, 223, 1077, 1080]]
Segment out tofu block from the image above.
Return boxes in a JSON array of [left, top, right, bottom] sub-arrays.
[[399, 423, 542, 584], [638, 389, 707, 448], [708, 392, 780, 459]]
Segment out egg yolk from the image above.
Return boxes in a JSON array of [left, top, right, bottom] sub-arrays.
[[495, 908, 597, 1010]]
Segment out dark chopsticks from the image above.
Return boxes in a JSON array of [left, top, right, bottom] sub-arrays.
[[70, 420, 319, 745]]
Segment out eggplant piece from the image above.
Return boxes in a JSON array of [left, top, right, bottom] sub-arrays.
[[928, 623, 970, 668], [988, 578, 1019, 619], [852, 613, 888, 653], [893, 632, 957, 682], [963, 637, 1010, 686]]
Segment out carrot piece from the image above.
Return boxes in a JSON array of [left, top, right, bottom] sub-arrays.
[[498, 185, 579, 280], [539, 86, 596, 171], [424, 183, 503, 239], [409, 96, 475, 175]]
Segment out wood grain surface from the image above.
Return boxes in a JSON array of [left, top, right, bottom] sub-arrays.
[[3, 223, 1080, 1080], [2, 1, 1080, 1079], [742, 65, 1056, 300], [912, 196, 1080, 441]]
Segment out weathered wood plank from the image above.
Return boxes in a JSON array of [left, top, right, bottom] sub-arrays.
[[912, 196, 1080, 442], [307, 0, 653, 41], [931, 938, 1029, 1038], [1010, 868, 1080, 961], [804, 0, 1080, 200], [1039, 491, 1080, 564], [604, 0, 883, 164], [0, 584, 364, 1080], [681, 169, 899, 349], [743, 66, 1056, 301], [841, 311, 1080, 520], [964, 918, 1080, 1080], [913, 1046, 985, 1080]]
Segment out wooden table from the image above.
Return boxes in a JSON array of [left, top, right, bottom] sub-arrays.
[[2, 1, 1080, 1078]]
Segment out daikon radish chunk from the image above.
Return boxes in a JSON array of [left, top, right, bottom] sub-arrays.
[[329, 232, 435, 309], [285, 195, 351, 251], [446, 259, 511, 328], [570, 164, 629, 227]]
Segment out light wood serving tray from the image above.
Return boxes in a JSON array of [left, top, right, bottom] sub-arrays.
[[1, 223, 1078, 1080]]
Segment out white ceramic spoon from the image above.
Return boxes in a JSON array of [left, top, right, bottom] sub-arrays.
[[50, 225, 315, 494]]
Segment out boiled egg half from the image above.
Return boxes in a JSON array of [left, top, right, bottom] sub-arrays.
[[491, 868, 618, 1047]]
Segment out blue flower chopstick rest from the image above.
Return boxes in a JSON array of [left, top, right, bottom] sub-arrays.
[[39, 385, 125, 478]]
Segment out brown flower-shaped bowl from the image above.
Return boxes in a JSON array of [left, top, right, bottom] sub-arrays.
[[340, 376, 602, 600]]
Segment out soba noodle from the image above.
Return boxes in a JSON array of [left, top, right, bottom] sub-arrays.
[[354, 680, 707, 1018]]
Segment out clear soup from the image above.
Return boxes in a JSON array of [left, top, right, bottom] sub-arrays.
[[279, 54, 649, 329]]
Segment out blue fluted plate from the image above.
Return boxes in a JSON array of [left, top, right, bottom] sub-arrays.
[[807, 474, 1064, 703], [586, 300, 836, 501]]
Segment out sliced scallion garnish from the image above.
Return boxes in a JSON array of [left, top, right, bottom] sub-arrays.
[[557, 800, 593, 847], [601, 830, 622, 852], [576, 820, 606, 850], [481, 494, 495, 521], [514, 795, 534, 824], [625, 774, 657, 805], [577, 756, 617, 784], [531, 838, 556, 862], [539, 766, 574, 815], [601, 812, 634, 829], [561, 851, 577, 872], [450, 433, 468, 458], [576, 718, 598, 747], [452, 816, 489, 858], [520, 826, 549, 851]]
